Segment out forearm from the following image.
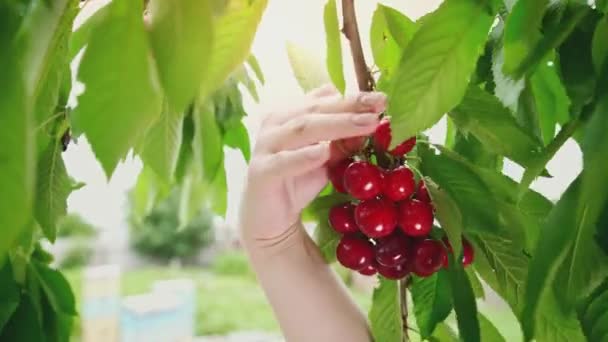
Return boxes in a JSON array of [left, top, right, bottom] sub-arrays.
[[243, 222, 371, 342]]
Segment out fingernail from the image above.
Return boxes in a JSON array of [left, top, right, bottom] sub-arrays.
[[307, 142, 329, 159], [359, 92, 387, 107], [352, 113, 379, 126]]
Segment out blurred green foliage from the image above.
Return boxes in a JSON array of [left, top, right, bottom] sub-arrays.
[[57, 214, 97, 239], [129, 188, 214, 263], [59, 239, 93, 269], [211, 251, 255, 279]]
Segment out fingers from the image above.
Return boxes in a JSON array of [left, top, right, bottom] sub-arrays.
[[266, 90, 387, 126], [328, 137, 366, 165], [259, 112, 379, 152], [292, 168, 329, 212], [314, 91, 387, 115], [254, 142, 331, 179], [307, 84, 339, 98]]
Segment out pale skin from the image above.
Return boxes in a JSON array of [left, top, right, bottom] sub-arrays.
[[239, 85, 387, 342]]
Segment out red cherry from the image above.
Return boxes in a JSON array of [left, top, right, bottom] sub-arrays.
[[442, 237, 453, 268], [416, 181, 431, 203], [462, 239, 474, 266], [377, 262, 411, 280], [398, 199, 434, 237], [354, 198, 398, 238], [412, 239, 446, 277], [359, 262, 378, 276], [375, 233, 411, 267], [329, 203, 358, 234], [373, 119, 392, 152], [336, 235, 374, 271], [329, 159, 352, 193], [442, 237, 475, 268], [343, 161, 383, 200], [373, 119, 416, 157], [391, 137, 417, 157], [383, 166, 416, 202]]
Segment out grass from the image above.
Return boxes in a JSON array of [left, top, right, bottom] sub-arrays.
[[63, 251, 518, 339], [63, 253, 371, 336]]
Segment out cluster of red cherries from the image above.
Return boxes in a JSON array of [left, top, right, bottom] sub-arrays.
[[328, 119, 474, 280]]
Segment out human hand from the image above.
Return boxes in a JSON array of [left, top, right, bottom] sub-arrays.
[[239, 85, 387, 251]]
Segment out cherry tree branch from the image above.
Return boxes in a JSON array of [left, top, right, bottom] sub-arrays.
[[341, 0, 374, 92], [400, 276, 411, 341], [341, 1, 408, 340]]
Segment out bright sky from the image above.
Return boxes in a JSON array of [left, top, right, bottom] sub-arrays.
[[65, 0, 582, 232]]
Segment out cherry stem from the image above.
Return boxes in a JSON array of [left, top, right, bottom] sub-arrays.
[[341, 0, 375, 92], [341, 2, 409, 339], [399, 275, 411, 342]]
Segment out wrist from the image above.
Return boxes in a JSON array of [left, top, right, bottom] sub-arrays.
[[241, 220, 314, 264]]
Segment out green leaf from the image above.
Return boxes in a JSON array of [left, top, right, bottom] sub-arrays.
[[177, 171, 206, 226], [425, 180, 463, 257], [535, 289, 585, 342], [471, 229, 528, 314], [447, 259, 480, 342], [0, 263, 20, 331], [592, 15, 608, 75], [137, 100, 183, 182], [449, 86, 544, 168], [0, 295, 44, 342], [72, 0, 162, 178], [411, 270, 453, 338], [504, 3, 588, 78], [387, 0, 494, 145], [208, 163, 227, 216], [429, 322, 459, 342], [453, 131, 502, 170], [579, 278, 608, 342], [420, 146, 499, 233], [175, 111, 195, 183], [502, 0, 548, 77], [212, 79, 248, 131], [478, 313, 505, 342], [31, 261, 76, 315], [313, 219, 340, 263], [198, 0, 268, 100], [69, 3, 110, 60], [370, 4, 416, 82], [520, 177, 606, 341], [598, 0, 608, 13], [466, 268, 485, 299], [556, 69, 608, 310], [368, 278, 403, 342], [492, 40, 525, 113], [381, 5, 418, 49], [148, 0, 213, 112], [516, 80, 544, 143], [304, 192, 351, 223], [323, 0, 345, 94], [527, 56, 571, 144], [34, 135, 76, 243], [234, 66, 260, 102], [519, 118, 580, 192], [130, 166, 169, 223], [193, 102, 223, 183], [429, 146, 551, 250], [0, 14, 34, 259], [40, 292, 73, 342], [558, 21, 597, 117], [286, 42, 330, 92], [247, 54, 265, 84], [16, 0, 78, 122], [598, 201, 608, 256], [223, 121, 251, 162]]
